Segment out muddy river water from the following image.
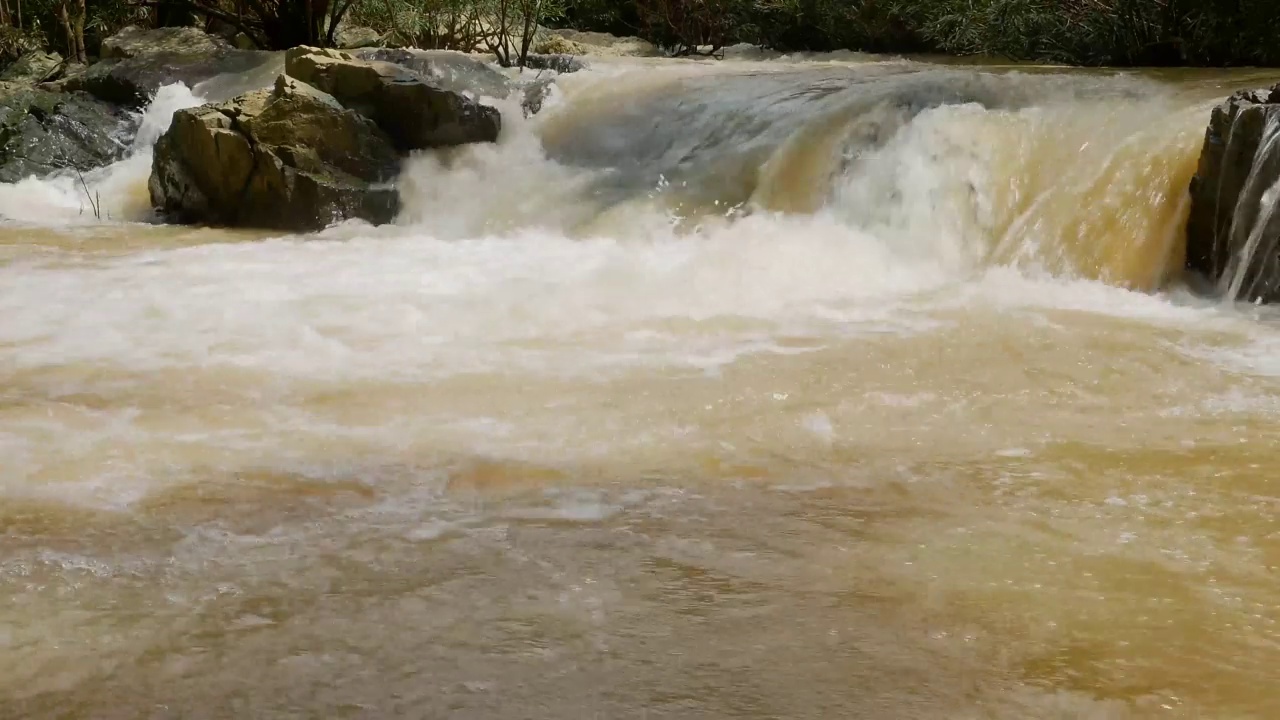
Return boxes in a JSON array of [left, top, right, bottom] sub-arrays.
[[2, 52, 1280, 718]]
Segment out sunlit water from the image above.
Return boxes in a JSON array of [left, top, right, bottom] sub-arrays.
[[2, 54, 1280, 719]]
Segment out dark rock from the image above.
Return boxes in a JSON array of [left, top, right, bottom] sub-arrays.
[[0, 83, 130, 182], [285, 47, 500, 150], [348, 47, 513, 99], [57, 26, 267, 108], [521, 77, 555, 117], [0, 50, 63, 84], [37, 59, 87, 86], [1186, 85, 1280, 302], [60, 48, 269, 108], [149, 75, 400, 231], [522, 53, 587, 75]]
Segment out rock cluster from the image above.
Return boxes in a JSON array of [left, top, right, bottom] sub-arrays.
[[150, 47, 503, 230]]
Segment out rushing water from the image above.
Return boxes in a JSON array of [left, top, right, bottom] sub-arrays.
[[3, 53, 1280, 719]]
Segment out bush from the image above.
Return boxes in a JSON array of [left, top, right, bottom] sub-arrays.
[[551, 0, 1280, 67]]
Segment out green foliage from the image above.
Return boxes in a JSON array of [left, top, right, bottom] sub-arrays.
[[1, 0, 1279, 69], [349, 0, 565, 64], [0, 25, 42, 64]]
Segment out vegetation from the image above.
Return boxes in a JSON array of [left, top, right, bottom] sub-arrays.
[[348, 0, 564, 66], [0, 0, 1278, 69], [558, 0, 1280, 67]]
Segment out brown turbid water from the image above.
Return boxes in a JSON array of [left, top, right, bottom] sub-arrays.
[[2, 52, 1280, 719]]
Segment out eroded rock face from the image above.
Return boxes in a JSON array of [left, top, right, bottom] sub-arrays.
[[285, 47, 500, 150], [0, 84, 130, 182], [1186, 85, 1280, 302], [149, 76, 400, 231], [522, 53, 587, 75]]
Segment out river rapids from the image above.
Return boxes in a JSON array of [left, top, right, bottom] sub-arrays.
[[1, 53, 1279, 719]]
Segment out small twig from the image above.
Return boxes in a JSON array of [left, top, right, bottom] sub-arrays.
[[73, 164, 100, 220]]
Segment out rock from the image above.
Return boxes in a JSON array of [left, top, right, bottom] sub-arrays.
[[285, 47, 500, 150], [60, 48, 268, 108], [522, 53, 587, 75], [37, 59, 87, 86], [521, 77, 555, 117], [533, 34, 586, 56], [0, 83, 130, 182], [1186, 85, 1280, 302], [60, 26, 266, 108], [149, 75, 400, 231], [548, 30, 660, 57], [0, 51, 63, 84], [336, 25, 383, 49], [100, 25, 232, 60], [348, 47, 513, 99]]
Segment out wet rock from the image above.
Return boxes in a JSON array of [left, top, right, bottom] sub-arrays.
[[149, 75, 400, 231], [1186, 84, 1280, 302], [521, 77, 555, 117], [38, 59, 88, 86], [61, 26, 264, 108], [0, 50, 63, 84], [0, 83, 130, 182], [100, 25, 232, 60], [348, 47, 513, 99], [522, 53, 587, 75], [64, 49, 271, 108], [285, 47, 500, 149]]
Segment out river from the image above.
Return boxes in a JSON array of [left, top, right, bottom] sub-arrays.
[[2, 52, 1279, 718]]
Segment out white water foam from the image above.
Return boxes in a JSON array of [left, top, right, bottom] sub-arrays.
[[0, 83, 205, 225]]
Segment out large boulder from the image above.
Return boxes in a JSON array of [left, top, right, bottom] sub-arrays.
[[285, 47, 500, 150], [100, 25, 231, 60], [0, 50, 63, 84], [522, 53, 588, 75], [149, 75, 400, 231], [59, 26, 264, 108], [335, 24, 383, 50], [0, 83, 130, 182], [1186, 85, 1280, 303]]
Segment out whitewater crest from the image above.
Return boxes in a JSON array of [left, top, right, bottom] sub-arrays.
[[0, 57, 1214, 293], [406, 63, 1209, 291]]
